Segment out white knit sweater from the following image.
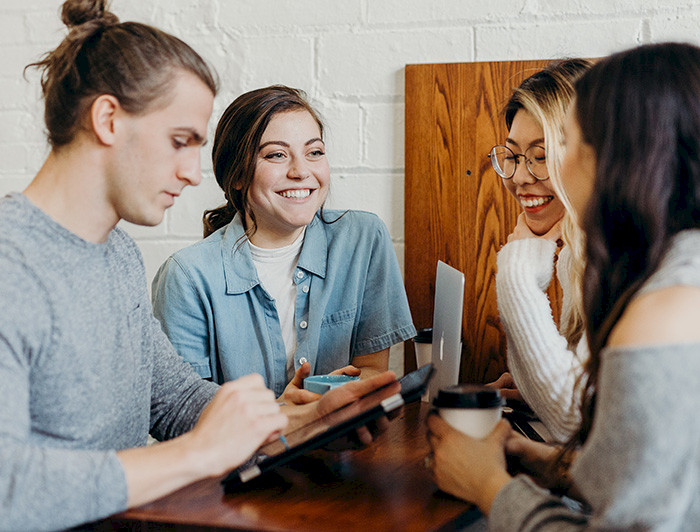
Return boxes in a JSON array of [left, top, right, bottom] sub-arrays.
[[496, 238, 588, 442]]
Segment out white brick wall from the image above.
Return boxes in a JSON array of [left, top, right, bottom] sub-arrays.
[[2, 0, 699, 374]]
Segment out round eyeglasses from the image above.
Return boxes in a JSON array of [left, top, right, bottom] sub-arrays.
[[488, 145, 549, 180]]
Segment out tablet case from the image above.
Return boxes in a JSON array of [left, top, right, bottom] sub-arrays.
[[222, 364, 435, 490]]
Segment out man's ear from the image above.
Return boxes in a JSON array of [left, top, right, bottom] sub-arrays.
[[90, 94, 121, 146]]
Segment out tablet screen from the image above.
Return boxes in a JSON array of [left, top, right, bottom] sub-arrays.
[[223, 364, 434, 488]]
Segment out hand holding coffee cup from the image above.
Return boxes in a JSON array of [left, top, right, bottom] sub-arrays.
[[432, 384, 504, 439]]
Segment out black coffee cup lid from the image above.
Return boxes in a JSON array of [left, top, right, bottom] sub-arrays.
[[432, 384, 503, 409]]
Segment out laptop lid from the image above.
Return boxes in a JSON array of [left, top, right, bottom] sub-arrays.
[[427, 261, 465, 401]]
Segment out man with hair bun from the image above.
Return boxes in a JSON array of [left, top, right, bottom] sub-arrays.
[[0, 2, 396, 530]]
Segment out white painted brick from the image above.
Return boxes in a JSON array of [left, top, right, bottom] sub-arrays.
[[389, 343, 405, 378], [648, 14, 700, 44], [363, 102, 404, 169], [137, 240, 200, 291], [368, 0, 524, 24], [194, 33, 245, 103], [1, 0, 690, 305], [325, 173, 405, 239], [25, 10, 64, 45], [0, 144, 27, 173], [318, 28, 475, 97], [475, 18, 644, 61], [0, 44, 48, 81], [314, 99, 362, 169], [0, 13, 27, 45], [168, 176, 226, 238], [0, 78, 31, 110], [0, 111, 32, 143], [25, 142, 51, 175], [534, 0, 700, 16], [394, 242, 406, 277], [239, 35, 314, 92], [0, 177, 31, 197], [0, 0, 61, 12], [118, 219, 168, 240], [214, 0, 362, 29]]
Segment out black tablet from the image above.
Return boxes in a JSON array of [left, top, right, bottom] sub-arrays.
[[222, 364, 434, 490]]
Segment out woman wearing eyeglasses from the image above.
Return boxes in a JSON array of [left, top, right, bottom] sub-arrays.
[[487, 59, 592, 442]]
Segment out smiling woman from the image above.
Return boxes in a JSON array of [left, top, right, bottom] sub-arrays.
[[488, 59, 593, 443], [151, 85, 416, 403]]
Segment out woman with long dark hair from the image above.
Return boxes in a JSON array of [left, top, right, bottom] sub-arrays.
[[427, 42, 700, 529]]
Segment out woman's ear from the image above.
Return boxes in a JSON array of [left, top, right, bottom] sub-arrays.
[[90, 94, 121, 146]]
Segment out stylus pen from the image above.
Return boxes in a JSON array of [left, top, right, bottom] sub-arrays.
[[279, 435, 290, 451]]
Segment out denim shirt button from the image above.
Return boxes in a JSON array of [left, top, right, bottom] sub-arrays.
[[302, 285, 309, 293], [299, 320, 308, 329], [299, 357, 308, 365], [295, 271, 304, 279]]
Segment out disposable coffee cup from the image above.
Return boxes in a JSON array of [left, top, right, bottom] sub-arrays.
[[412, 328, 433, 368], [432, 384, 503, 439]]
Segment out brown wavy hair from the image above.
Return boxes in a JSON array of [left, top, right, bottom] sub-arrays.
[[26, 0, 217, 148]]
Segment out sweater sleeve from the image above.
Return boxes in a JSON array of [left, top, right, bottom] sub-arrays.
[[490, 343, 700, 531], [496, 239, 582, 442], [0, 253, 127, 531]]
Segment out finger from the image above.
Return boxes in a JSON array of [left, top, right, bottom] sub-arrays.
[[289, 362, 311, 388], [343, 370, 397, 398], [487, 419, 513, 445], [355, 426, 373, 446], [504, 433, 530, 455], [499, 388, 522, 400], [426, 412, 452, 439], [253, 413, 289, 440], [330, 365, 361, 376], [285, 387, 321, 405], [543, 219, 563, 241]]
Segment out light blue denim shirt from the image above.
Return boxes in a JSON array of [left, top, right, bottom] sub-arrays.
[[152, 210, 416, 396]]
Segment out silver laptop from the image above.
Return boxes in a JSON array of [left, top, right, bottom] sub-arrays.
[[427, 261, 465, 401]]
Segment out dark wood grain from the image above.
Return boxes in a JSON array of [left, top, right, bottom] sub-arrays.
[[90, 402, 476, 532], [404, 60, 561, 383]]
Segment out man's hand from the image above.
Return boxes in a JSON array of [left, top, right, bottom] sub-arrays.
[[186, 374, 288, 477]]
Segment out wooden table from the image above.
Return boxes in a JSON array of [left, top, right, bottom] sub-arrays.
[[91, 402, 480, 531]]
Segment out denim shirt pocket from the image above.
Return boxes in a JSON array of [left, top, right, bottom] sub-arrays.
[[318, 307, 357, 367]]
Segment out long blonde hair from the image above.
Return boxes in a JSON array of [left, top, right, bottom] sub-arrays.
[[504, 59, 592, 349]]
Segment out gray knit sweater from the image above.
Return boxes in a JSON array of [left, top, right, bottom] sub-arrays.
[[489, 229, 700, 531], [0, 193, 219, 531]]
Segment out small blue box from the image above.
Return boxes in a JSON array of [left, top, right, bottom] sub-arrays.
[[303, 374, 360, 395]]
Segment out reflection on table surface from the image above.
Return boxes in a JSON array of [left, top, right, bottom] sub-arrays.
[[91, 401, 479, 532]]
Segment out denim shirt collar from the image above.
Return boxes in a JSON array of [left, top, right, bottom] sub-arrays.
[[222, 212, 327, 295]]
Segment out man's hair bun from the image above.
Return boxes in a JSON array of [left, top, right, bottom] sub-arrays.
[[60, 0, 119, 28]]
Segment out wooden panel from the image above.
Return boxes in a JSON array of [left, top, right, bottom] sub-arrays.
[[404, 60, 561, 384]]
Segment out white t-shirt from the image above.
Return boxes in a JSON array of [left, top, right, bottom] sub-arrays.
[[249, 229, 305, 381]]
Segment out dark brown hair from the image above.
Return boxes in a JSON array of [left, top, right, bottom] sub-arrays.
[[204, 85, 325, 238], [565, 43, 700, 455], [27, 0, 218, 148]]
